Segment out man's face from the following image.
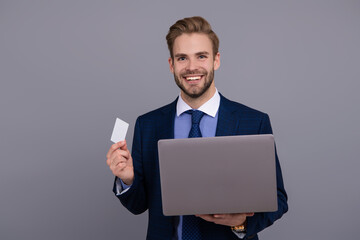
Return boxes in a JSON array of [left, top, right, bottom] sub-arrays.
[[169, 33, 220, 99]]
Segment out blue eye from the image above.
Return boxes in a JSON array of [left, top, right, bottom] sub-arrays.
[[199, 55, 207, 59], [178, 57, 186, 61]]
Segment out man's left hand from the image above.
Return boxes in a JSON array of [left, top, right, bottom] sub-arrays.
[[196, 213, 254, 226]]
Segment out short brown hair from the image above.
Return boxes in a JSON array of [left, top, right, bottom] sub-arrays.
[[166, 16, 219, 59]]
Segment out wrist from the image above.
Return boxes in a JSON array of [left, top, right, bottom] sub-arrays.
[[120, 176, 134, 186], [122, 179, 133, 186]]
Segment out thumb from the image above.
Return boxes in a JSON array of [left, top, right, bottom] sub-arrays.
[[119, 140, 128, 151]]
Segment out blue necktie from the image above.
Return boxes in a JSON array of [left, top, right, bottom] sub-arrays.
[[182, 110, 205, 240], [186, 110, 205, 138]]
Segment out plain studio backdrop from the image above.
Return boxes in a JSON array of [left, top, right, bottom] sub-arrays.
[[1, 0, 359, 239]]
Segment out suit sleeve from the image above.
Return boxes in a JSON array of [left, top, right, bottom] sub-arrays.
[[245, 114, 288, 238], [112, 117, 148, 215]]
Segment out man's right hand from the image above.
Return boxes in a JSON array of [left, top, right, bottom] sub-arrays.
[[106, 140, 134, 185]]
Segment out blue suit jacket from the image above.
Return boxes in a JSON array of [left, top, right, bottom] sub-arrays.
[[114, 94, 288, 240]]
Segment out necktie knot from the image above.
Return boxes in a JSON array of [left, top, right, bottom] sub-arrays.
[[186, 110, 205, 125]]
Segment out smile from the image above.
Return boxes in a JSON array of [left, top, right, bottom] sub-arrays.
[[183, 75, 203, 81]]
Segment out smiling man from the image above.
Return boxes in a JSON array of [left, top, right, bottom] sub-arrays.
[[106, 16, 288, 240]]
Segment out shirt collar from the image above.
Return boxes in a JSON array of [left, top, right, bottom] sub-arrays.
[[176, 88, 220, 117]]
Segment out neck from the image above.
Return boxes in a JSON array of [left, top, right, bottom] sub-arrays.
[[181, 86, 216, 109]]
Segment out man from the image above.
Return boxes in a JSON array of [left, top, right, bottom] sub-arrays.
[[106, 16, 288, 240]]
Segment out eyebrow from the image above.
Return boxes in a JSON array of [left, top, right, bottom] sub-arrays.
[[174, 51, 210, 58], [174, 53, 187, 58], [196, 51, 210, 56]]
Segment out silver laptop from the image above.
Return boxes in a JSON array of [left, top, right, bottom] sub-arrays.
[[157, 134, 278, 216]]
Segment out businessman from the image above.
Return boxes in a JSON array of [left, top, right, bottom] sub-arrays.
[[106, 16, 288, 240]]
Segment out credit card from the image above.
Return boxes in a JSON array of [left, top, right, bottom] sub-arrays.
[[110, 118, 129, 143]]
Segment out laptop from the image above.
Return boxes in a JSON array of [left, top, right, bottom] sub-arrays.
[[157, 134, 278, 216]]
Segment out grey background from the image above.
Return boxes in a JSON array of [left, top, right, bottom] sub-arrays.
[[1, 0, 359, 239]]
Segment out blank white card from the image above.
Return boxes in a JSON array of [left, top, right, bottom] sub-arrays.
[[110, 118, 129, 143]]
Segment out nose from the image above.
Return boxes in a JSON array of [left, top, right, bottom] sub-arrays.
[[186, 59, 197, 71]]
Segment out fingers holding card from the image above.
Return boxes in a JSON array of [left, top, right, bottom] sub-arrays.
[[107, 118, 134, 185]]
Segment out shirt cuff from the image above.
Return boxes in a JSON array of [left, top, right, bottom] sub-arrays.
[[232, 230, 246, 239], [115, 177, 132, 196]]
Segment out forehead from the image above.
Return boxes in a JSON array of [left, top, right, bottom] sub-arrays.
[[172, 33, 213, 56]]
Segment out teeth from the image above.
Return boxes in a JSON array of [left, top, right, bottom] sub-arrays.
[[186, 76, 201, 81]]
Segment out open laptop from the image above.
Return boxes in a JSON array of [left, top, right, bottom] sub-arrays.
[[157, 134, 277, 216]]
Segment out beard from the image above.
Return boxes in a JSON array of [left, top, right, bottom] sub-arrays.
[[173, 68, 214, 99]]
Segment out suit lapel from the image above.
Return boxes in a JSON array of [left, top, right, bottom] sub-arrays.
[[158, 98, 177, 140], [215, 94, 238, 137]]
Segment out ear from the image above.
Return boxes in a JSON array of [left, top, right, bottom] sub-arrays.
[[168, 57, 174, 73], [214, 52, 220, 70]]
